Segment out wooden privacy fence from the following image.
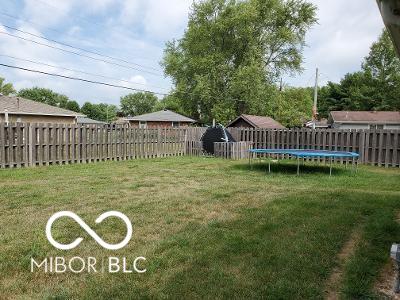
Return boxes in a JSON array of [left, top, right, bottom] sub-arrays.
[[0, 123, 204, 168], [227, 128, 400, 167], [1, 124, 399, 168], [214, 142, 253, 160]]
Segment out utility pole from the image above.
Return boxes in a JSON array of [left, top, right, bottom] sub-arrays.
[[312, 68, 319, 130]]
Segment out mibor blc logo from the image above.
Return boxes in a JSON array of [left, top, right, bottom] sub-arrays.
[[46, 211, 133, 250], [31, 211, 146, 274]]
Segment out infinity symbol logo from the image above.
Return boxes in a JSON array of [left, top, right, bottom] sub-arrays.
[[46, 211, 133, 250]]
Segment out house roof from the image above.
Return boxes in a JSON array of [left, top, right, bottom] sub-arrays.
[[330, 111, 400, 124], [227, 114, 286, 129], [77, 116, 107, 125], [0, 95, 83, 117], [125, 110, 196, 123]]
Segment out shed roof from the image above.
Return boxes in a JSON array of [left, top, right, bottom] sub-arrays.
[[330, 111, 400, 124], [227, 114, 285, 129], [125, 110, 196, 123], [0, 95, 83, 117]]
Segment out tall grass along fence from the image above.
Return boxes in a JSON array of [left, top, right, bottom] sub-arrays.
[[226, 128, 400, 167], [1, 123, 399, 168], [0, 123, 205, 168]]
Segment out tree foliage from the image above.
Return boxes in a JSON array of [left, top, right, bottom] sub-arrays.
[[120, 92, 158, 116], [81, 102, 118, 122], [318, 30, 400, 117], [16, 87, 82, 112], [273, 87, 313, 127], [0, 77, 16, 96], [162, 0, 317, 124], [65, 100, 81, 112]]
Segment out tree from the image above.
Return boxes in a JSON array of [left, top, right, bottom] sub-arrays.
[[120, 92, 158, 116], [153, 95, 184, 114], [272, 87, 313, 127], [318, 29, 400, 116], [17, 87, 69, 108], [162, 0, 317, 124], [81, 102, 117, 122], [65, 100, 80, 112], [0, 77, 16, 96]]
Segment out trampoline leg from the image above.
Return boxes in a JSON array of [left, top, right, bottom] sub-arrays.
[[297, 157, 300, 176], [330, 158, 333, 177], [268, 160, 271, 173]]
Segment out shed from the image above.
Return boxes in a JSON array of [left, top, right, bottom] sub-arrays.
[[226, 114, 285, 129]]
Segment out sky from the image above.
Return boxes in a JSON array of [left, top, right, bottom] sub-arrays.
[[0, 0, 385, 106]]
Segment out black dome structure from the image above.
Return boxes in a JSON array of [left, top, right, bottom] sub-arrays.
[[201, 126, 236, 155]]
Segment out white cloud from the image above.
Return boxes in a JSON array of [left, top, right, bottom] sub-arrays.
[[129, 75, 147, 85], [0, 0, 388, 107], [286, 0, 385, 86]]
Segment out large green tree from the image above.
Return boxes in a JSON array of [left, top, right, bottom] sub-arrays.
[[81, 102, 118, 122], [273, 87, 313, 127], [17, 87, 73, 108], [318, 29, 400, 117], [162, 0, 317, 124], [0, 77, 16, 96], [120, 92, 158, 116]]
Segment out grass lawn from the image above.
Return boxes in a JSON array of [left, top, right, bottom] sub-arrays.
[[0, 157, 400, 299]]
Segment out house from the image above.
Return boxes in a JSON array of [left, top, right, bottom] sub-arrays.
[[0, 95, 83, 124], [124, 109, 196, 128], [77, 116, 107, 125], [329, 111, 400, 130], [226, 114, 285, 129]]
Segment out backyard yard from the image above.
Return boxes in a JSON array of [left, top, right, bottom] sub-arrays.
[[0, 157, 400, 299]]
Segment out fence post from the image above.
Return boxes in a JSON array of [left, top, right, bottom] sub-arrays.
[[0, 123, 5, 168], [28, 123, 34, 167]]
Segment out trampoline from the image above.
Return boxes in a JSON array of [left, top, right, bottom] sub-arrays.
[[248, 149, 360, 176]]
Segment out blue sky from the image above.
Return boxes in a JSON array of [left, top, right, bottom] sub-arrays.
[[0, 0, 385, 106]]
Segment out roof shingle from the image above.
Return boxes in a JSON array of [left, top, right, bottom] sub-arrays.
[[227, 114, 285, 129], [0, 95, 83, 117], [330, 111, 400, 124], [125, 110, 195, 123]]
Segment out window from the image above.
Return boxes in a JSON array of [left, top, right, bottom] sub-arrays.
[[172, 122, 180, 128], [139, 121, 147, 129]]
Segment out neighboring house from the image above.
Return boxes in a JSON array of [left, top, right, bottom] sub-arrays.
[[77, 116, 107, 125], [0, 95, 83, 124], [304, 118, 329, 129], [227, 114, 285, 129], [124, 110, 196, 128], [329, 111, 400, 130]]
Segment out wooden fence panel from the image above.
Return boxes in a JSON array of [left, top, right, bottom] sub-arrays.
[[227, 128, 400, 167]]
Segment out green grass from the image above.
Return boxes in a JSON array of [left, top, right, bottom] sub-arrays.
[[0, 157, 399, 299]]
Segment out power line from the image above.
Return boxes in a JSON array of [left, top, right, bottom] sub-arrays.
[[0, 22, 160, 73], [0, 30, 163, 77], [0, 54, 171, 91], [0, 62, 168, 95]]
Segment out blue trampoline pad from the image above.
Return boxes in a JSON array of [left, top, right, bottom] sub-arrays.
[[249, 149, 360, 158]]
